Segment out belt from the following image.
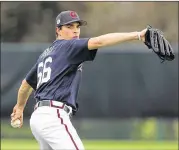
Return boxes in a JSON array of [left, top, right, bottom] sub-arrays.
[[34, 100, 73, 117]]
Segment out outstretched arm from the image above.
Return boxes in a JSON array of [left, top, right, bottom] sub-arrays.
[[88, 29, 147, 50]]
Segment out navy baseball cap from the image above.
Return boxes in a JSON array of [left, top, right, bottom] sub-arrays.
[[56, 11, 87, 27]]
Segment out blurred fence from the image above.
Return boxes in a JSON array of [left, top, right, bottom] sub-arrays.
[[1, 43, 178, 118], [1, 43, 178, 140]]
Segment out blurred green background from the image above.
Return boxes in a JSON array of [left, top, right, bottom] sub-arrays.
[[1, 118, 178, 149]]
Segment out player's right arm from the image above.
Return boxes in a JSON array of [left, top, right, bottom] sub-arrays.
[[13, 80, 34, 112], [11, 79, 33, 128], [11, 63, 37, 127], [15, 63, 37, 110], [88, 29, 147, 50]]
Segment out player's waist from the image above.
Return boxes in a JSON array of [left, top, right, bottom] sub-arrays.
[[34, 100, 73, 117]]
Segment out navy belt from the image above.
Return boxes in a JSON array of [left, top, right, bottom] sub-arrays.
[[34, 100, 73, 117]]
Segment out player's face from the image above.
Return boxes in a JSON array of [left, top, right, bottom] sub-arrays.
[[57, 22, 81, 40]]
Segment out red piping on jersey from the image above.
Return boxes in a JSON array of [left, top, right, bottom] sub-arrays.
[[57, 109, 79, 150]]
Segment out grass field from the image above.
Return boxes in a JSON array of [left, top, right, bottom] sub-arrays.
[[1, 139, 178, 150]]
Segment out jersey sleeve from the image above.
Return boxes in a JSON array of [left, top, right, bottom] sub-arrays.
[[66, 38, 98, 64], [25, 63, 37, 90]]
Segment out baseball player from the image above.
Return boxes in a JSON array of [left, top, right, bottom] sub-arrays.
[[11, 10, 147, 150]]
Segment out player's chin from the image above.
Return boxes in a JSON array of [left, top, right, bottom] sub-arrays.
[[72, 36, 79, 39]]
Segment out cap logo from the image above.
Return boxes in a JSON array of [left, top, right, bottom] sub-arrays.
[[70, 11, 77, 18], [57, 19, 60, 24]]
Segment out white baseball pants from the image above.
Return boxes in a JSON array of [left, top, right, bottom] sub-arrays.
[[30, 106, 84, 150]]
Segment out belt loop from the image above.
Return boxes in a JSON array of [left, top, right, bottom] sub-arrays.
[[50, 100, 52, 107], [34, 101, 39, 111], [65, 105, 72, 116], [38, 101, 40, 107]]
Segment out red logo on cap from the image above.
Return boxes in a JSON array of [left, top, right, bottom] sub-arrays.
[[70, 11, 77, 18]]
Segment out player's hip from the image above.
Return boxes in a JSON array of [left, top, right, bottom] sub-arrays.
[[34, 100, 73, 117], [30, 106, 84, 150], [30, 105, 72, 131]]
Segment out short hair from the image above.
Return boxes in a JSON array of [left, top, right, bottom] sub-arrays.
[[56, 26, 62, 38]]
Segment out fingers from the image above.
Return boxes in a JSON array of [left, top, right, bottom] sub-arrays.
[[11, 113, 17, 121], [11, 109, 17, 120], [11, 115, 23, 128], [11, 113, 22, 121], [19, 119, 23, 128], [11, 117, 23, 128], [11, 113, 15, 118], [157, 32, 165, 56], [11, 111, 23, 122], [11, 116, 19, 122], [11, 109, 16, 120], [167, 41, 175, 60], [10, 105, 24, 128]]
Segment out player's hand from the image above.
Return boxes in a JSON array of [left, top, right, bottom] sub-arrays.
[[11, 104, 24, 128], [139, 28, 147, 42]]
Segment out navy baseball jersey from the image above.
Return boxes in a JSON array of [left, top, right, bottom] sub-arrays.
[[25, 38, 97, 111]]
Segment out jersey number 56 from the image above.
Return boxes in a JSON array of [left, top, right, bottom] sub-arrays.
[[37, 57, 52, 89]]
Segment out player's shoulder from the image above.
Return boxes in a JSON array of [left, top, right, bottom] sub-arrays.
[[53, 38, 89, 44], [66, 38, 90, 46], [51, 38, 90, 51], [52, 39, 73, 47]]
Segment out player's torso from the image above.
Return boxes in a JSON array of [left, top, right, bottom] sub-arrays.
[[34, 40, 82, 108]]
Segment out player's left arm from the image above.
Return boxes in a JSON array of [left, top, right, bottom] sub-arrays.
[[87, 29, 146, 50]]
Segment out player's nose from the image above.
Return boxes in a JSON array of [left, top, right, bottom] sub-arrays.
[[73, 30, 79, 35], [73, 28, 78, 33]]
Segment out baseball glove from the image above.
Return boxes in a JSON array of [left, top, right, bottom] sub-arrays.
[[144, 25, 175, 62]]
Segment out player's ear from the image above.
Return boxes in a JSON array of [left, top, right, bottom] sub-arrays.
[[56, 27, 60, 35]]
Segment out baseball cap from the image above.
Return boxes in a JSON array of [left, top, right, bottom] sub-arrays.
[[56, 11, 87, 27]]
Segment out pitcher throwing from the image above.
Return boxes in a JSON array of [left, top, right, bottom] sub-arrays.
[[11, 10, 174, 150]]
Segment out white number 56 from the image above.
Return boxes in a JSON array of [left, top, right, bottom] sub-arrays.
[[37, 57, 52, 89]]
